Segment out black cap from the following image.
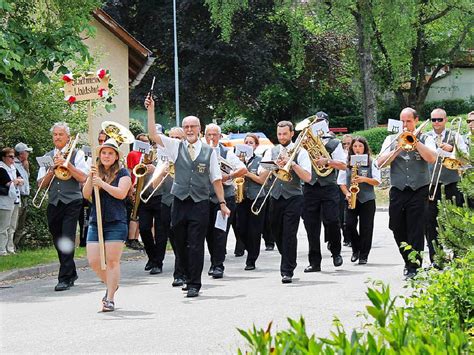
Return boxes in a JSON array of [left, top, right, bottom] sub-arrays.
[[315, 111, 329, 121]]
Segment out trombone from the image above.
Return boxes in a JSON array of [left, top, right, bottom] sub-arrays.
[[377, 119, 430, 169], [428, 117, 464, 200], [32, 134, 80, 208], [140, 158, 175, 203], [250, 126, 309, 215]]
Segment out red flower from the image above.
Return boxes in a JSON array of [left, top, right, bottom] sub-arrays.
[[97, 69, 107, 79], [65, 95, 76, 104], [98, 88, 109, 98], [62, 73, 73, 82]]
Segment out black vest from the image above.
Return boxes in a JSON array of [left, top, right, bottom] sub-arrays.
[[270, 145, 302, 199], [244, 155, 263, 200], [47, 149, 82, 206], [345, 160, 376, 203], [427, 129, 461, 185]]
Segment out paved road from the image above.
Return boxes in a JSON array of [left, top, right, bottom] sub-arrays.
[[1, 211, 407, 354]]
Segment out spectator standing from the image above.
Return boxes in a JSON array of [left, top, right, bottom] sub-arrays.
[[13, 143, 32, 249]]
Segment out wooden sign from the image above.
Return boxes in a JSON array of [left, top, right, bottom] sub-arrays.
[[64, 75, 109, 102]]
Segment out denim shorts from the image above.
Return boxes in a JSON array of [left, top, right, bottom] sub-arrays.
[[87, 222, 128, 243]]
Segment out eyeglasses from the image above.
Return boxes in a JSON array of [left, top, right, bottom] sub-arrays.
[[467, 119, 474, 123], [6, 155, 14, 158], [431, 118, 444, 123], [342, 142, 351, 146], [183, 125, 199, 130]]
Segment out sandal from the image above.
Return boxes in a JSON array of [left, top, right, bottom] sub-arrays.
[[102, 285, 119, 305], [102, 300, 115, 312]]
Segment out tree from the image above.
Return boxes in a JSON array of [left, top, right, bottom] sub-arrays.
[[0, 0, 101, 115]]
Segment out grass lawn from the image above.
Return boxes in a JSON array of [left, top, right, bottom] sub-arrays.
[[0, 247, 87, 273]]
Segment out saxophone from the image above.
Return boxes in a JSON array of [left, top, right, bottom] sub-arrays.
[[348, 164, 360, 209], [234, 152, 245, 204]]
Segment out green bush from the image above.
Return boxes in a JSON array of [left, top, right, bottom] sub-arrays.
[[421, 97, 474, 119], [238, 271, 473, 354], [351, 127, 390, 154]]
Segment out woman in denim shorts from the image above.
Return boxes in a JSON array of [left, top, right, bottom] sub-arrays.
[[83, 138, 132, 312]]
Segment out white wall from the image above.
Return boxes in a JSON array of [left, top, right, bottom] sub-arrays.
[[426, 68, 474, 102]]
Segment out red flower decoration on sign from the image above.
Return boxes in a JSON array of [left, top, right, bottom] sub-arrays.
[[62, 73, 73, 82], [98, 88, 109, 98], [65, 95, 76, 104], [97, 69, 107, 79]]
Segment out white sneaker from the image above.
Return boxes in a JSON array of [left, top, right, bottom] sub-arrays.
[[0, 251, 8, 256]]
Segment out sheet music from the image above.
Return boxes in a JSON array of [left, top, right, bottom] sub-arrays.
[[133, 140, 151, 154], [350, 154, 368, 166], [260, 161, 279, 171], [36, 156, 54, 169], [311, 120, 330, 136], [82, 145, 92, 158], [214, 210, 228, 231], [235, 144, 253, 158], [387, 119, 403, 134]]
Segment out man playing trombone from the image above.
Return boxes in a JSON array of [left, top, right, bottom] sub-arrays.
[[260, 121, 312, 284], [376, 108, 436, 279], [204, 123, 247, 279], [425, 108, 467, 264], [36, 122, 88, 291]]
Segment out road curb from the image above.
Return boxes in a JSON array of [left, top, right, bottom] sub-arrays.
[[0, 250, 144, 283]]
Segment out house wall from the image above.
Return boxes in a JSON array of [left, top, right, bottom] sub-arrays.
[[83, 18, 130, 154], [426, 68, 474, 102]]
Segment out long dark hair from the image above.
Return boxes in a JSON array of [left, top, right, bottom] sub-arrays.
[[347, 136, 371, 167]]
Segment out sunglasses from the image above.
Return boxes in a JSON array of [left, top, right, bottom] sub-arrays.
[[430, 118, 444, 123], [467, 119, 474, 123], [6, 155, 14, 158]]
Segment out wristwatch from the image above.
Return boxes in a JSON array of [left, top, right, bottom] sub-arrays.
[[219, 201, 227, 205]]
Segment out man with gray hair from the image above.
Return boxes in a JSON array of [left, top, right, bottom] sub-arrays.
[[37, 122, 88, 291], [204, 123, 247, 279]]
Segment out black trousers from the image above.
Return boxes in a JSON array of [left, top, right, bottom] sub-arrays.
[[425, 182, 463, 262], [235, 197, 265, 265], [206, 196, 236, 268], [303, 183, 341, 267], [389, 186, 428, 271], [139, 195, 167, 268], [270, 195, 303, 277], [232, 207, 246, 255], [262, 201, 275, 247], [162, 203, 185, 279], [346, 199, 376, 259], [47, 199, 82, 283], [171, 198, 209, 290]]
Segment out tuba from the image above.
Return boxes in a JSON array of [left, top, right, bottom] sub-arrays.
[[297, 115, 334, 177], [348, 164, 360, 209]]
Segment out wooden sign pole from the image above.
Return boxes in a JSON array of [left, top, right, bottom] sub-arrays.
[[87, 101, 106, 270]]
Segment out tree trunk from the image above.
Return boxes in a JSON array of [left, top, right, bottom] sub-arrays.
[[354, 1, 377, 129]]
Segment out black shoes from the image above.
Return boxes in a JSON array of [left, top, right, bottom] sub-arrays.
[[304, 265, 321, 273], [172, 278, 185, 287], [281, 275, 292, 284], [343, 241, 352, 247], [126, 239, 144, 250], [207, 265, 215, 276], [150, 266, 162, 275], [181, 285, 188, 291], [144, 261, 153, 271], [351, 252, 360, 263], [244, 264, 255, 271], [54, 281, 70, 291], [69, 275, 78, 286], [234, 251, 244, 257], [405, 270, 417, 280], [265, 244, 274, 251], [333, 255, 343, 267], [212, 266, 224, 279], [358, 258, 367, 265], [186, 288, 199, 298]]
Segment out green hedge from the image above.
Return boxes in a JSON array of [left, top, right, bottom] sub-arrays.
[[421, 97, 474, 119], [351, 127, 390, 154]]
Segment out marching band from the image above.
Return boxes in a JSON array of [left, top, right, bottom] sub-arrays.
[[26, 100, 472, 309]]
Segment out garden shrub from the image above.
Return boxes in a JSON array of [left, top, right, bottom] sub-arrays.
[[351, 127, 389, 154]]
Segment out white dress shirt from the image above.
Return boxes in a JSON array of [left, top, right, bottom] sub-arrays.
[[380, 133, 437, 155], [216, 148, 246, 186], [159, 135, 222, 183], [37, 147, 89, 181], [425, 129, 468, 155]]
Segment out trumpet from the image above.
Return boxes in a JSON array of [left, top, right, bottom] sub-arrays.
[[348, 164, 360, 209]]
